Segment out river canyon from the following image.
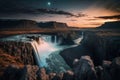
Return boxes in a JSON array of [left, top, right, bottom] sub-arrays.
[[0, 20, 120, 80]]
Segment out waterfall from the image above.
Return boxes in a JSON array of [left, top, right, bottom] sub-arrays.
[[30, 34, 84, 72], [0, 33, 84, 72], [31, 37, 58, 67], [54, 35, 57, 43]]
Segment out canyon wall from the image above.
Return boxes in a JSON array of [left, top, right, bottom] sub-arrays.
[[0, 41, 36, 65], [0, 30, 120, 80], [60, 31, 120, 67], [81, 31, 120, 64]]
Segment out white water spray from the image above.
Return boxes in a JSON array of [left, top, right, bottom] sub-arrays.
[[31, 36, 58, 67]]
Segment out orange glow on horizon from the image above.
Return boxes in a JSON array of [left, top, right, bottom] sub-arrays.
[[66, 7, 120, 28], [36, 6, 120, 28]]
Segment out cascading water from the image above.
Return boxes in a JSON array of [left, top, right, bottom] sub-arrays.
[[31, 33, 84, 73], [31, 36, 59, 67], [31, 35, 71, 72]]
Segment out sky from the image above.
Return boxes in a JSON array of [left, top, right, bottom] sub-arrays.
[[0, 0, 120, 27]]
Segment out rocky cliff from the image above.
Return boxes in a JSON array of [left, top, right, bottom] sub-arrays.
[[0, 28, 120, 80], [0, 56, 97, 80], [0, 19, 68, 31], [82, 31, 120, 61], [0, 41, 36, 65], [60, 30, 120, 67], [0, 19, 39, 30], [1, 56, 120, 80]]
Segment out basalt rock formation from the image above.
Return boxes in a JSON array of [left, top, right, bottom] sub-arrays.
[[1, 56, 119, 80], [60, 31, 120, 67], [0, 56, 96, 80], [0, 19, 39, 30], [0, 41, 36, 65], [0, 28, 120, 80], [0, 19, 68, 31], [81, 31, 120, 65]]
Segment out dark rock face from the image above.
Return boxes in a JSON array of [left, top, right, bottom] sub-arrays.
[[57, 31, 81, 45], [37, 68, 49, 80], [1, 56, 120, 80], [110, 57, 120, 80], [81, 32, 120, 64], [73, 56, 97, 80], [1, 65, 40, 80], [0, 41, 36, 65], [62, 71, 74, 80], [1, 65, 24, 80], [60, 45, 90, 67], [80, 32, 105, 65], [1, 65, 65, 80], [60, 31, 120, 66], [96, 57, 120, 80]]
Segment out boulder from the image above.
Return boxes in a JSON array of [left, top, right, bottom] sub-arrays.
[[73, 56, 97, 80], [1, 65, 40, 80], [62, 70, 74, 80], [110, 57, 120, 80], [37, 68, 49, 80]]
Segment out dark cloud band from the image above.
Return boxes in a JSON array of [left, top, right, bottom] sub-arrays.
[[96, 15, 120, 20]]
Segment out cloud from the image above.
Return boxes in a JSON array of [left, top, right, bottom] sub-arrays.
[[84, 22, 102, 26], [37, 8, 74, 16], [36, 8, 86, 17], [0, 7, 86, 18], [104, 0, 120, 12], [96, 15, 120, 20]]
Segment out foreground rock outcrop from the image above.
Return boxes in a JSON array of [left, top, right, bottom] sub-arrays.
[[0, 56, 95, 80], [1, 56, 120, 80], [73, 56, 97, 80], [96, 57, 120, 80], [0, 48, 24, 76]]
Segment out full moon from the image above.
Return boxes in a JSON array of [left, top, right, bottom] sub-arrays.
[[47, 2, 51, 6]]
